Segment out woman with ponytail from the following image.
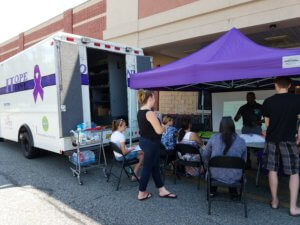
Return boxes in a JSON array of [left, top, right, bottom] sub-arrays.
[[202, 117, 247, 197], [177, 116, 204, 176], [178, 117, 204, 147], [137, 89, 177, 201], [110, 119, 144, 181]]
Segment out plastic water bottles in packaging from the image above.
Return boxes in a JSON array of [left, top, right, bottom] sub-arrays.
[[79, 152, 84, 162], [88, 151, 95, 161], [71, 152, 84, 165], [78, 131, 87, 145], [82, 151, 95, 164]]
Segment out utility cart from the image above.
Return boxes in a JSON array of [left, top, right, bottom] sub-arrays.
[[69, 128, 108, 185]]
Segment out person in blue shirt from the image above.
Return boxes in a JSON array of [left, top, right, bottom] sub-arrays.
[[161, 116, 178, 150]]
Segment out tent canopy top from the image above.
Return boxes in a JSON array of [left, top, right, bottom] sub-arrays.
[[129, 28, 300, 91]]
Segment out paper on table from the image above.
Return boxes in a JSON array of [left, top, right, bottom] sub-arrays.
[[239, 134, 265, 143], [114, 145, 142, 158], [128, 145, 142, 152]]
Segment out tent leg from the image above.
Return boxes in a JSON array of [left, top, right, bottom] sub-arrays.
[[129, 89, 132, 146], [201, 90, 204, 125]]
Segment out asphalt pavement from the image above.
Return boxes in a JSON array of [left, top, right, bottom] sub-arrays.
[[0, 140, 299, 225]]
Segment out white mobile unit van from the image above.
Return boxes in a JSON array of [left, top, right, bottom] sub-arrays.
[[0, 32, 151, 158]]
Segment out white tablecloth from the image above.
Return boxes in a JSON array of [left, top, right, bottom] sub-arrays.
[[202, 134, 265, 149], [239, 134, 265, 149]]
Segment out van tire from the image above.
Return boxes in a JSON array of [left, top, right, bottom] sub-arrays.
[[20, 132, 37, 159]]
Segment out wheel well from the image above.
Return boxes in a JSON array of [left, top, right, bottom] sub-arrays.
[[18, 124, 34, 146]]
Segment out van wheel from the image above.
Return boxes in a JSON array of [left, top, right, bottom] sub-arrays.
[[20, 132, 37, 159], [0, 138, 4, 142]]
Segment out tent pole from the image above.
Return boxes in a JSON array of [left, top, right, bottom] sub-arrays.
[[258, 83, 274, 88], [201, 90, 204, 125], [234, 77, 273, 88], [174, 84, 200, 90], [202, 82, 229, 89], [129, 88, 132, 146]]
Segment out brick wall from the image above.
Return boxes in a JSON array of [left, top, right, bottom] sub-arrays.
[[159, 91, 199, 114], [0, 37, 18, 61], [0, 0, 106, 62], [151, 53, 199, 114], [72, 0, 106, 39], [0, 49, 18, 62], [24, 19, 64, 47], [1, 40, 18, 53], [63, 9, 73, 33], [18, 33, 24, 52], [73, 16, 106, 39]]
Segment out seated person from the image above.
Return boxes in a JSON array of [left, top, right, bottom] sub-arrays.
[[161, 116, 178, 151], [110, 119, 144, 181], [202, 116, 247, 197], [178, 117, 204, 176], [178, 116, 204, 148]]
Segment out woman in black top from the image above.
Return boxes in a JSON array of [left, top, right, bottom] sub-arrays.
[[137, 89, 177, 201]]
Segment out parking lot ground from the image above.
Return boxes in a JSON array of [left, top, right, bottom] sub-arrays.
[[0, 141, 299, 225]]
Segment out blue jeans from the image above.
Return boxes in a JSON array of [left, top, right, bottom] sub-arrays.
[[139, 137, 164, 191], [116, 150, 138, 161]]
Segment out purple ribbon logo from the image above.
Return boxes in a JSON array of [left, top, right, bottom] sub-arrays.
[[33, 65, 44, 103]]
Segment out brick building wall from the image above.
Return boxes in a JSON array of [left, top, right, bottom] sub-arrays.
[[0, 0, 106, 62], [151, 53, 199, 114], [159, 92, 198, 114]]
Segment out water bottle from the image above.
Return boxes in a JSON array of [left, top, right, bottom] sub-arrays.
[[91, 151, 95, 161], [79, 131, 87, 145], [89, 151, 95, 161], [72, 152, 76, 164], [79, 152, 84, 162], [83, 151, 89, 162]]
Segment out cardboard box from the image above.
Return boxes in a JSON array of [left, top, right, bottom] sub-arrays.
[[97, 106, 109, 116]]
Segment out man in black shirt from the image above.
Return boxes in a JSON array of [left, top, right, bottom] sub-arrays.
[[263, 76, 300, 216], [235, 92, 263, 169], [234, 92, 263, 135]]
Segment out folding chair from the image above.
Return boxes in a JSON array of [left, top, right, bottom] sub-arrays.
[[106, 142, 140, 191], [160, 144, 176, 182], [255, 148, 264, 187], [207, 156, 247, 218], [174, 143, 204, 190], [255, 149, 288, 187]]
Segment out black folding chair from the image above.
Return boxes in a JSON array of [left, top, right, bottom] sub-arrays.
[[160, 144, 176, 182], [174, 143, 204, 190], [255, 148, 264, 187], [207, 156, 247, 218], [107, 142, 140, 191]]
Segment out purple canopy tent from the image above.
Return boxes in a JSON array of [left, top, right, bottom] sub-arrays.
[[129, 28, 300, 91]]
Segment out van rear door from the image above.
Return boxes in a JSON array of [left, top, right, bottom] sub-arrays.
[[57, 41, 83, 137], [126, 55, 152, 142]]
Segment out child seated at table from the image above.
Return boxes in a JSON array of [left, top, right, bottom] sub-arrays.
[[178, 117, 204, 176], [110, 119, 144, 181], [202, 117, 247, 197], [161, 116, 178, 151]]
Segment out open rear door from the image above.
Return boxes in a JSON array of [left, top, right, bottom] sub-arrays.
[[58, 42, 83, 137], [136, 56, 152, 73], [126, 55, 152, 143]]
